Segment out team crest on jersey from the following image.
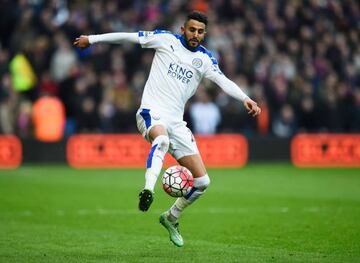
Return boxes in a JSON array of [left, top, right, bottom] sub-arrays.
[[167, 63, 193, 84], [192, 58, 203, 68]]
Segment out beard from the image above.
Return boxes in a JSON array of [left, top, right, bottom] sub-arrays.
[[185, 35, 201, 48]]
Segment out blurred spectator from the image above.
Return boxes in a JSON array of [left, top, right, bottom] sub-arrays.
[[76, 96, 99, 133], [16, 100, 32, 138], [9, 53, 37, 93], [0, 73, 16, 134], [297, 96, 319, 131], [190, 86, 221, 135], [252, 84, 270, 135], [32, 93, 65, 142], [50, 32, 77, 82], [39, 71, 59, 96], [272, 104, 297, 138]]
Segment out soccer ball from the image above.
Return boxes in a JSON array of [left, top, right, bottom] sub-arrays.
[[162, 165, 194, 197]]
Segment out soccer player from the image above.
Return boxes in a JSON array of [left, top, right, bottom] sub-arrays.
[[74, 11, 261, 247]]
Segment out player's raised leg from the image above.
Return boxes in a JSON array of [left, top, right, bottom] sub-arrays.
[[139, 125, 169, 212], [160, 154, 210, 246], [166, 154, 209, 220]]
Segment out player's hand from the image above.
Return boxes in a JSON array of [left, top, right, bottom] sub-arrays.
[[73, 35, 90, 49], [244, 98, 261, 117]]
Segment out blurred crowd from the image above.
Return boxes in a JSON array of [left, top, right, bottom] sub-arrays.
[[0, 0, 359, 140]]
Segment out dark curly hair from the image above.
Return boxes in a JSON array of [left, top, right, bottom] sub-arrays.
[[186, 11, 208, 26]]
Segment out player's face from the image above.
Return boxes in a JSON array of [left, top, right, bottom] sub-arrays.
[[181, 19, 206, 48]]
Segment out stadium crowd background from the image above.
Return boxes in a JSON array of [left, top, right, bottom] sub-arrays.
[[0, 0, 359, 140]]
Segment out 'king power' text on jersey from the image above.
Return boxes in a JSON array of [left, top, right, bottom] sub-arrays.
[[138, 30, 224, 121]]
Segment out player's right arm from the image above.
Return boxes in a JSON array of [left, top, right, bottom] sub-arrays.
[[73, 33, 139, 49], [74, 31, 167, 49]]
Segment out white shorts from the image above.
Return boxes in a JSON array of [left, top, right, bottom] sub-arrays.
[[136, 108, 199, 160]]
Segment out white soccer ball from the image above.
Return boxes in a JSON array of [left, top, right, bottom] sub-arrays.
[[162, 165, 194, 197]]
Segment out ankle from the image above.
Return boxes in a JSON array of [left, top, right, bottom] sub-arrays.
[[166, 211, 178, 223]]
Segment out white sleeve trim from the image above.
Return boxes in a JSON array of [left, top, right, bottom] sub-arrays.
[[88, 32, 139, 44]]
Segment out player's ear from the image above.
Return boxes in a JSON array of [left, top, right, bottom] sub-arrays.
[[181, 25, 185, 34]]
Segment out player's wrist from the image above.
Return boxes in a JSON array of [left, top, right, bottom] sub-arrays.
[[242, 96, 250, 102], [88, 35, 95, 45]]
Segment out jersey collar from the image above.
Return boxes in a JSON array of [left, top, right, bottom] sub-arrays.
[[177, 34, 201, 52]]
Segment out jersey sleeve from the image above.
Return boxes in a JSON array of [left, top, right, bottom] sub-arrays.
[[204, 57, 249, 102], [88, 32, 139, 44], [138, 30, 171, 49]]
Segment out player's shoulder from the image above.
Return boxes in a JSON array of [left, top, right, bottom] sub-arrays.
[[153, 29, 174, 35], [196, 45, 218, 65], [139, 29, 177, 39], [152, 29, 178, 40]]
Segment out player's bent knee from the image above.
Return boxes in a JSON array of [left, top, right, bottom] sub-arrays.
[[193, 174, 210, 190], [184, 174, 210, 201], [154, 135, 170, 152]]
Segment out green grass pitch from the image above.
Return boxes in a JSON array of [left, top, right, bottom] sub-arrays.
[[0, 163, 359, 262]]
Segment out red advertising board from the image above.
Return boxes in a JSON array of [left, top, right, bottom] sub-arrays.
[[0, 135, 22, 169], [67, 134, 247, 168], [291, 134, 360, 167]]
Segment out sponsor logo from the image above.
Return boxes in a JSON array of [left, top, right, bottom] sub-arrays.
[[192, 58, 203, 68], [167, 63, 194, 84]]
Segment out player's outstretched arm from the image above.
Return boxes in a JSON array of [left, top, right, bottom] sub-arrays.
[[73, 32, 139, 49], [204, 61, 261, 117], [206, 72, 261, 117]]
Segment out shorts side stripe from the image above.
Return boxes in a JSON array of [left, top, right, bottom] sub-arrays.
[[140, 109, 151, 128]]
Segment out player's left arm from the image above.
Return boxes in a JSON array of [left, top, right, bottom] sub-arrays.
[[204, 64, 261, 117]]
